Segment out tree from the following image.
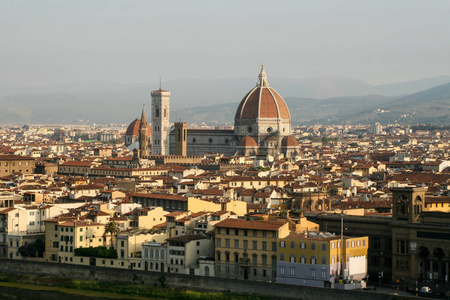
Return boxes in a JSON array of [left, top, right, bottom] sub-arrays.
[[104, 221, 120, 249], [18, 239, 45, 257]]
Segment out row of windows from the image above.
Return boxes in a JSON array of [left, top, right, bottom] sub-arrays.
[[217, 228, 276, 238], [279, 239, 365, 251], [216, 251, 276, 266], [143, 248, 166, 259], [216, 238, 276, 251], [3, 161, 29, 166], [216, 265, 276, 278], [279, 267, 327, 279], [280, 253, 327, 265], [60, 245, 73, 252], [3, 169, 30, 173]]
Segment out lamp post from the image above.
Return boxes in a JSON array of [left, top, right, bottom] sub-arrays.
[[340, 213, 344, 278]]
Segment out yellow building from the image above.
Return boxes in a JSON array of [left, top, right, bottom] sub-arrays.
[[214, 219, 289, 282], [277, 232, 368, 288], [44, 219, 106, 263], [0, 154, 35, 175], [187, 197, 247, 217]]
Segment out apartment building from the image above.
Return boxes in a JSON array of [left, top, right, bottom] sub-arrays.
[[277, 231, 368, 288], [214, 219, 289, 282]]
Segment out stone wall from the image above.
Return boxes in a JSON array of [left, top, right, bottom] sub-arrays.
[[0, 259, 394, 300]]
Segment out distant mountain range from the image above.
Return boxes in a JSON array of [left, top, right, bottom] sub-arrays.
[[0, 75, 449, 125]]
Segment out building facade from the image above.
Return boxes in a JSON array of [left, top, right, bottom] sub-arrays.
[[214, 219, 289, 282], [151, 89, 171, 155]]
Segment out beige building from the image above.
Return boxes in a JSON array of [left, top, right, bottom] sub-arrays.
[[0, 154, 35, 175]]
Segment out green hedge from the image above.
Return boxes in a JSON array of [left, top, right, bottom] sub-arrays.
[[74, 246, 117, 259]]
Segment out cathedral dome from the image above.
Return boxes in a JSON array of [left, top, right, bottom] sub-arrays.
[[235, 65, 290, 120], [281, 135, 299, 147], [125, 119, 151, 136], [238, 135, 258, 147]]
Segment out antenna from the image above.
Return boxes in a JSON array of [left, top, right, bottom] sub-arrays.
[[159, 76, 162, 90]]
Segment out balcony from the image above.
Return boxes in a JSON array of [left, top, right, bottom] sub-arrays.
[[239, 256, 250, 267]]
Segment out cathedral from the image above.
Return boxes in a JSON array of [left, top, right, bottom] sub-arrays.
[[126, 66, 300, 158]]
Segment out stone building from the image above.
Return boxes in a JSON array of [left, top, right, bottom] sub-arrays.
[[0, 155, 35, 176], [166, 66, 301, 157]]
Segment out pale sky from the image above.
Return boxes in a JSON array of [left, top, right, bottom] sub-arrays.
[[1, 0, 449, 87]]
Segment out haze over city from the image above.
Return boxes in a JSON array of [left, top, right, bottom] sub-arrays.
[[1, 0, 450, 88]]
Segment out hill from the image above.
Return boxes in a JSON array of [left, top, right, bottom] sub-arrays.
[[0, 76, 449, 125]]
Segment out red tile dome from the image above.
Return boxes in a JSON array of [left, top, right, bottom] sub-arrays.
[[281, 135, 299, 147], [125, 119, 151, 136], [235, 66, 290, 120], [238, 135, 258, 147]]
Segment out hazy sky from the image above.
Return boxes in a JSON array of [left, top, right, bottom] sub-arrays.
[[1, 0, 449, 87]]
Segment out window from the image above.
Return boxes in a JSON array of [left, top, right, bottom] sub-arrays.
[[280, 267, 285, 275], [121, 241, 125, 247], [235, 229, 239, 235], [331, 242, 335, 249], [322, 244, 326, 251], [217, 238, 221, 247], [262, 231, 267, 238], [262, 255, 267, 266], [351, 241, 355, 248], [225, 252, 230, 262], [262, 242, 267, 251], [321, 270, 327, 279], [253, 241, 257, 250], [217, 252, 221, 261], [217, 228, 221, 234], [300, 255, 305, 264], [396, 240, 408, 254], [321, 257, 326, 265], [310, 269, 316, 278], [280, 241, 285, 248], [280, 253, 285, 261], [311, 256, 316, 265], [290, 267, 295, 276], [331, 256, 335, 264], [253, 230, 257, 237], [369, 236, 381, 250], [290, 254, 295, 263], [252, 254, 257, 265], [369, 255, 380, 266], [357, 240, 361, 247], [225, 239, 230, 248], [290, 241, 295, 249], [272, 242, 277, 251], [243, 240, 248, 249], [311, 243, 316, 250], [226, 229, 230, 235], [234, 240, 239, 249], [300, 242, 306, 249], [234, 252, 239, 262]]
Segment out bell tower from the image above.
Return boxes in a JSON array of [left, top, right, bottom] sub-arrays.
[[151, 88, 170, 155], [391, 187, 427, 223], [138, 105, 149, 158]]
